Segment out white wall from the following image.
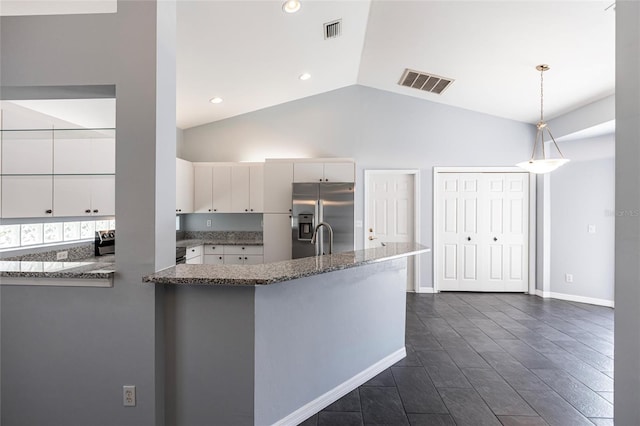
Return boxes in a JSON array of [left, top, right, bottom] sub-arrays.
[[182, 84, 534, 290], [550, 135, 615, 304]]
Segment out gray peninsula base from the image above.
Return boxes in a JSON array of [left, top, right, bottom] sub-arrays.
[[164, 257, 408, 425]]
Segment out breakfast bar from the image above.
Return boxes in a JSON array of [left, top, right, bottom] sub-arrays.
[[144, 243, 428, 426]]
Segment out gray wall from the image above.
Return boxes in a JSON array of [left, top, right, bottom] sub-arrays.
[[181, 212, 263, 232], [550, 135, 615, 302], [254, 258, 407, 424], [0, 2, 175, 425], [615, 1, 640, 423], [182, 85, 535, 289]]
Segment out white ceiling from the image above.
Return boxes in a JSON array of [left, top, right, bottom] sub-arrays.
[[177, 0, 615, 129]]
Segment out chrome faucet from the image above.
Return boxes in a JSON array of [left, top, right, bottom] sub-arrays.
[[310, 222, 334, 255]]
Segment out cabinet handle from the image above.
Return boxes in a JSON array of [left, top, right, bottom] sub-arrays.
[[93, 209, 99, 213], [213, 209, 217, 212], [325, 179, 328, 182], [241, 247, 245, 250], [250, 209, 253, 212], [319, 178, 322, 182], [208, 209, 212, 212], [219, 256, 222, 260], [45, 209, 52, 214], [245, 209, 248, 212], [85, 209, 92, 214], [244, 257, 248, 260], [238, 257, 242, 260], [289, 208, 292, 212], [467, 237, 471, 241], [494, 237, 498, 242]]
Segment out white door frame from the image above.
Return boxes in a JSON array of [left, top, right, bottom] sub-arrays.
[[364, 169, 422, 292], [433, 167, 537, 294]]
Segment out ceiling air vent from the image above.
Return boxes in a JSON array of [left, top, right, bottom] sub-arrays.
[[324, 19, 342, 39], [398, 68, 454, 95]]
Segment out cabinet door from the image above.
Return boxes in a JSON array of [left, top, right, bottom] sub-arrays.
[[293, 162, 324, 183], [223, 254, 245, 265], [264, 162, 293, 213], [90, 136, 116, 174], [231, 165, 250, 212], [2, 130, 53, 174], [193, 166, 213, 213], [176, 158, 194, 213], [2, 176, 53, 218], [90, 175, 116, 216], [212, 165, 232, 212], [53, 176, 92, 217], [249, 163, 264, 212], [324, 162, 355, 182], [244, 255, 263, 265], [263, 213, 292, 263], [203, 254, 225, 265], [53, 135, 93, 174]]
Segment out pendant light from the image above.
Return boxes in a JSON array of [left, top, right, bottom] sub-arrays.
[[516, 64, 570, 174]]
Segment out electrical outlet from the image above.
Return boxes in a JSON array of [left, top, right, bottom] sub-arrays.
[[565, 273, 574, 283], [206, 220, 212, 227], [123, 385, 136, 407], [56, 251, 68, 260], [588, 225, 596, 234]]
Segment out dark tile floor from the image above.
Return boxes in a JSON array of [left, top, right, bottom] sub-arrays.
[[298, 292, 614, 426]]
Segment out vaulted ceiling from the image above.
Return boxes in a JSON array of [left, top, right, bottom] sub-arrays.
[[176, 0, 615, 130]]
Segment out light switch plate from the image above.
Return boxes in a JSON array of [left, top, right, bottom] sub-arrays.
[[588, 225, 596, 234]]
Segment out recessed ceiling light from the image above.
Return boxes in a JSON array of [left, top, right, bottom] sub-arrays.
[[282, 0, 301, 14], [209, 97, 223, 104], [299, 73, 311, 81]]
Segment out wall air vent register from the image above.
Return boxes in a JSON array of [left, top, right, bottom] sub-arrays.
[[398, 68, 454, 95], [324, 19, 342, 39]]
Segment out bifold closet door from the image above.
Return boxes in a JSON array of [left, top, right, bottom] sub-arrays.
[[436, 172, 529, 292]]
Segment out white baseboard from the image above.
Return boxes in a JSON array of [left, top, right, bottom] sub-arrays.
[[413, 287, 436, 294], [273, 347, 407, 426], [535, 289, 614, 308]]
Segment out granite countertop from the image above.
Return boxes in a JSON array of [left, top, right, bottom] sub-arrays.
[[144, 242, 430, 286], [176, 238, 263, 248], [0, 255, 115, 280]]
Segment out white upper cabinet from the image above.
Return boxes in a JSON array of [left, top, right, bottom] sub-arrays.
[[293, 162, 324, 183], [293, 160, 355, 183], [212, 165, 232, 212], [264, 161, 293, 214], [231, 165, 250, 212], [53, 175, 115, 217], [323, 162, 355, 182], [249, 163, 264, 213], [53, 130, 115, 174], [176, 158, 194, 214], [2, 176, 53, 218], [1, 130, 53, 174], [193, 165, 213, 213]]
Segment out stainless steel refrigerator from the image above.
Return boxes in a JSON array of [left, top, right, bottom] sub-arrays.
[[292, 183, 355, 258]]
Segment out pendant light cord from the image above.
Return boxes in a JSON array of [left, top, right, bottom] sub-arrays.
[[540, 68, 544, 123]]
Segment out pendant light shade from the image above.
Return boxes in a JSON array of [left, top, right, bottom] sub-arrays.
[[517, 65, 570, 174]]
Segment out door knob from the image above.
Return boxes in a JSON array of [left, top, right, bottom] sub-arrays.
[[467, 237, 471, 241], [493, 237, 498, 242]]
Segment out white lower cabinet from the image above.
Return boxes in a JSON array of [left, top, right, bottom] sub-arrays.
[[202, 244, 263, 265], [186, 245, 203, 264], [1, 175, 53, 218]]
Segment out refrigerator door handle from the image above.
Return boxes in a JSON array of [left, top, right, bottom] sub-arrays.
[[315, 200, 320, 256], [318, 199, 324, 255]]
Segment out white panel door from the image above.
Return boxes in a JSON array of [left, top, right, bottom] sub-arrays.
[[365, 172, 416, 291], [436, 172, 529, 292]]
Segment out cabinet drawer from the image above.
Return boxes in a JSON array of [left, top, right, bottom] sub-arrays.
[[186, 245, 203, 259], [203, 245, 223, 255], [224, 245, 263, 255], [203, 254, 224, 265], [186, 255, 202, 264], [223, 254, 245, 265]]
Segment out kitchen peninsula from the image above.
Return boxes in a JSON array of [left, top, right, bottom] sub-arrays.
[[144, 243, 428, 426]]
